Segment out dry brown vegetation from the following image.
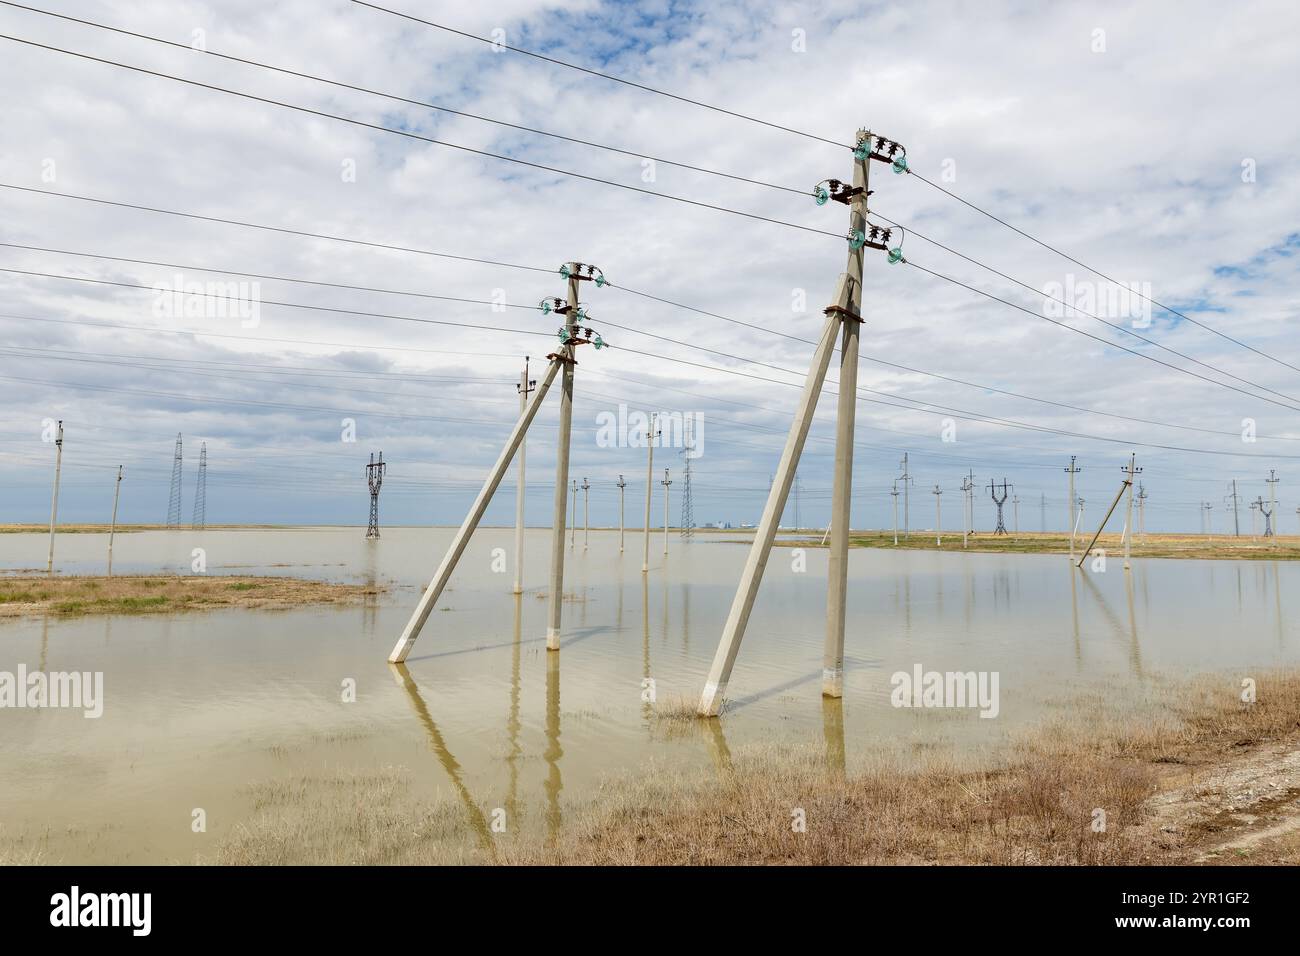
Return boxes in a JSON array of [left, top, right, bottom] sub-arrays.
[[201, 671, 1300, 866], [0, 575, 381, 617]]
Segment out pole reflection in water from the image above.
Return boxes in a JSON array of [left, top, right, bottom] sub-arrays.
[[1079, 569, 1143, 678], [388, 662, 495, 853], [641, 575, 651, 723], [822, 695, 845, 775], [1069, 567, 1081, 669], [544, 648, 563, 841], [703, 712, 734, 777], [507, 594, 523, 825]]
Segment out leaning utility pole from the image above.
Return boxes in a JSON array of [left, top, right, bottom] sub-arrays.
[[46, 419, 64, 576], [932, 484, 942, 546], [191, 442, 207, 530], [1064, 456, 1081, 549], [1077, 454, 1137, 570], [366, 452, 385, 539], [661, 468, 672, 556], [1226, 479, 1241, 537], [166, 432, 183, 529], [107, 465, 123, 577], [642, 414, 660, 574], [699, 129, 909, 714], [1266, 470, 1280, 545], [582, 477, 590, 550], [898, 453, 912, 540], [513, 357, 536, 594], [617, 474, 627, 553], [388, 260, 607, 663]]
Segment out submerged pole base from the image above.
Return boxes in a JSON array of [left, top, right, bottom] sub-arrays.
[[821, 667, 844, 698], [698, 681, 726, 717], [546, 627, 561, 651]]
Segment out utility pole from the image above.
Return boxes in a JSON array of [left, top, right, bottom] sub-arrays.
[[698, 129, 907, 715], [1249, 499, 1259, 540], [1012, 494, 1020, 535], [1040, 492, 1045, 533], [898, 453, 912, 539], [1266, 469, 1280, 545], [513, 357, 536, 594], [387, 260, 607, 664], [932, 484, 942, 546], [46, 419, 64, 576], [366, 452, 385, 539], [662, 468, 672, 555], [642, 414, 660, 574], [107, 465, 123, 577], [1204, 502, 1215, 536], [191, 442, 207, 530], [890, 480, 900, 546], [1121, 454, 1141, 570], [582, 477, 590, 550], [617, 474, 627, 553], [1226, 479, 1241, 537], [959, 473, 972, 549], [1064, 456, 1081, 548], [166, 432, 183, 529], [1137, 483, 1147, 541], [988, 479, 1010, 535]]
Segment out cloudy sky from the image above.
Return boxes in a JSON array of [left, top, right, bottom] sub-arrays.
[[1, 0, 1296, 533]]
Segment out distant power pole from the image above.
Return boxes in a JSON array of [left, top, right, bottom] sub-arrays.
[[191, 442, 207, 530], [679, 422, 696, 539], [988, 479, 1010, 535], [582, 477, 590, 550], [513, 356, 536, 594], [1137, 483, 1147, 541], [617, 474, 627, 553], [1249, 499, 1259, 539], [890, 480, 900, 546], [46, 419, 64, 575], [932, 484, 942, 546], [898, 453, 912, 539], [1266, 470, 1280, 545], [1039, 492, 1045, 533], [1121, 455, 1141, 570], [959, 473, 972, 548], [1012, 494, 1020, 535], [365, 452, 385, 539], [107, 465, 123, 577], [1203, 502, 1214, 536], [642, 414, 660, 574], [1226, 479, 1241, 537], [166, 433, 183, 529], [661, 468, 672, 556], [1064, 456, 1081, 537]]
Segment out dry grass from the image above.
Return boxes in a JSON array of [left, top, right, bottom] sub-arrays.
[[0, 574, 382, 617], [198, 671, 1300, 866]]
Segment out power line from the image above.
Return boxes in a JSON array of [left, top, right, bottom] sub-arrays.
[[904, 167, 1300, 376], [350, 0, 848, 150], [0, 34, 843, 239], [0, 1, 810, 198]]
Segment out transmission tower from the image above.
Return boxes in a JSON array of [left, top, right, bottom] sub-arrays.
[[1258, 495, 1274, 538], [679, 420, 695, 539], [191, 442, 207, 530], [166, 433, 183, 528], [988, 479, 1010, 535], [366, 451, 386, 539]]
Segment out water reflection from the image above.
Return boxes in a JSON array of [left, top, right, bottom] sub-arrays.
[[544, 649, 563, 841]]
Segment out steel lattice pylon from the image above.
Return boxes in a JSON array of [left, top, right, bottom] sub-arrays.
[[679, 419, 696, 538], [166, 433, 183, 528], [988, 478, 1010, 535], [366, 452, 386, 539], [191, 442, 207, 529]]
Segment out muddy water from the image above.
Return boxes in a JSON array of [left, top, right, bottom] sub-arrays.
[[1, 527, 1295, 863]]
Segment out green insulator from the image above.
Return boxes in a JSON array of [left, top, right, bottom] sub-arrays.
[[888, 247, 904, 264], [814, 186, 829, 206], [848, 229, 866, 250], [594, 273, 607, 287], [593, 334, 604, 350], [540, 299, 552, 314], [891, 154, 908, 175], [575, 306, 587, 321], [559, 263, 571, 279], [556, 327, 568, 343], [853, 138, 871, 161]]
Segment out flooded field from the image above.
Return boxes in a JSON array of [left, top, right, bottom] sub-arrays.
[[1, 527, 1296, 863]]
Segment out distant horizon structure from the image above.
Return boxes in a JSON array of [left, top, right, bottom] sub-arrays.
[[166, 433, 183, 529], [366, 452, 386, 539], [191, 442, 207, 530]]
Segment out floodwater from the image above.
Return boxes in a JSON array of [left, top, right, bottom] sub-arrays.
[[1, 527, 1296, 863]]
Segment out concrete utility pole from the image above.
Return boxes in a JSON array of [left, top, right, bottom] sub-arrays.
[[698, 129, 906, 715], [388, 260, 607, 664], [1137, 483, 1147, 541], [1227, 479, 1241, 537], [1266, 470, 1280, 545], [1077, 455, 1136, 570], [932, 484, 942, 546], [899, 453, 912, 540], [107, 465, 123, 577], [1121, 454, 1141, 570], [1204, 502, 1215, 536], [642, 414, 660, 574], [617, 474, 627, 553], [890, 480, 900, 546], [46, 419, 64, 576], [1065, 456, 1081, 549], [582, 477, 590, 550], [1249, 499, 1258, 540], [661, 468, 672, 556], [513, 357, 536, 594], [1012, 494, 1020, 535], [959, 473, 972, 549], [1040, 492, 1045, 533]]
